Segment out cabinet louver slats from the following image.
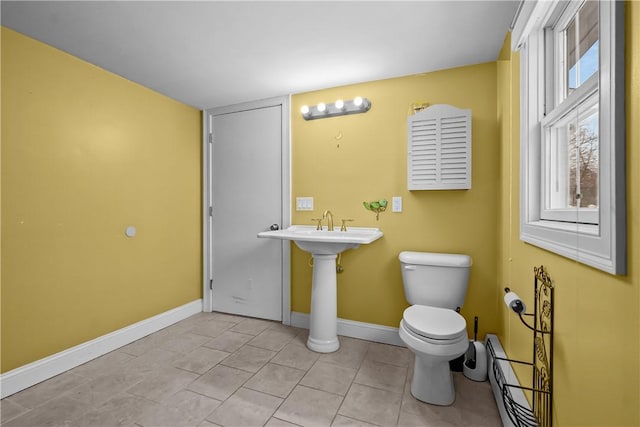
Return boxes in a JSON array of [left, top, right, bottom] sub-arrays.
[[408, 104, 471, 190]]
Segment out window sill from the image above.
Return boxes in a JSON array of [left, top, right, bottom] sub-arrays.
[[521, 219, 622, 275], [528, 219, 599, 236]]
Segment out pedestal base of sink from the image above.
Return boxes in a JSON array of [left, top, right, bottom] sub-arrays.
[[307, 335, 339, 353], [307, 253, 340, 353]]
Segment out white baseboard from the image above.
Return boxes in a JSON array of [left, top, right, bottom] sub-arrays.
[[290, 311, 404, 347], [0, 299, 202, 398]]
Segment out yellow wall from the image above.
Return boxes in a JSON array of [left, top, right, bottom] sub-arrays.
[[496, 3, 639, 425], [291, 63, 501, 336], [1, 28, 202, 372]]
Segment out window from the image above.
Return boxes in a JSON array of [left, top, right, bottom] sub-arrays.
[[542, 1, 599, 225], [513, 0, 626, 274]]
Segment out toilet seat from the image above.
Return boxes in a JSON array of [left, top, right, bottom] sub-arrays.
[[402, 305, 467, 342]]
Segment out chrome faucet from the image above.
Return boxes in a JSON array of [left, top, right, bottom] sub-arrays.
[[323, 210, 334, 231]]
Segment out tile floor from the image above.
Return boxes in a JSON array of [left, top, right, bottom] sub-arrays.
[[1, 312, 501, 426]]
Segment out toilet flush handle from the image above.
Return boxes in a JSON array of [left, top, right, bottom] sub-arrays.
[[404, 265, 417, 270]]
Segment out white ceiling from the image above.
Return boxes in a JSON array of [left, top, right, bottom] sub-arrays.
[[1, 1, 520, 110]]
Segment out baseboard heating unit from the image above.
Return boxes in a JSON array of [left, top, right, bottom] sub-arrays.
[[486, 334, 535, 427]]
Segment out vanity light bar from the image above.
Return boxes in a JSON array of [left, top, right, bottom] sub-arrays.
[[301, 97, 371, 120]]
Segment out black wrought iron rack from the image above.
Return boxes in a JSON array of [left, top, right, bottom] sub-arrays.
[[488, 265, 554, 427]]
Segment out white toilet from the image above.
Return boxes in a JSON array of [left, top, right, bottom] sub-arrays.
[[398, 251, 472, 406]]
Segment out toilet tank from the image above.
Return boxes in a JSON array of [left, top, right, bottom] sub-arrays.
[[399, 251, 472, 309]]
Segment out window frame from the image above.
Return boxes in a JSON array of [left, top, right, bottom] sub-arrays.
[[513, 0, 626, 275]]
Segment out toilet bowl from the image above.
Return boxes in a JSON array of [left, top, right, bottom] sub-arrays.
[[398, 251, 472, 406], [399, 305, 469, 405]]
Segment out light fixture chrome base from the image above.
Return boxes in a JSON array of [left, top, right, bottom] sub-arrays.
[[302, 97, 371, 120]]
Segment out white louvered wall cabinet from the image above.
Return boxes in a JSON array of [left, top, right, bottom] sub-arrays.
[[407, 104, 471, 190]]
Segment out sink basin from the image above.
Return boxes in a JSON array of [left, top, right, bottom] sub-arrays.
[[258, 225, 383, 255]]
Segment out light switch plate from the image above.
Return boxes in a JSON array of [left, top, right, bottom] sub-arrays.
[[296, 197, 314, 211], [392, 196, 402, 212]]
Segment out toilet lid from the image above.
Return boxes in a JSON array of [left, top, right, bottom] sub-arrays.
[[403, 305, 466, 340]]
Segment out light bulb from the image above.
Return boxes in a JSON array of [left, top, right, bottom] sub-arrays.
[[335, 99, 344, 110], [353, 97, 363, 107], [317, 103, 326, 113], [301, 105, 310, 115]]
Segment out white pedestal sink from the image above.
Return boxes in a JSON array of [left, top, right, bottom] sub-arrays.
[[258, 225, 383, 353]]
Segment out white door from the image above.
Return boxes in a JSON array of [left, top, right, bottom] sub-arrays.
[[205, 98, 289, 321]]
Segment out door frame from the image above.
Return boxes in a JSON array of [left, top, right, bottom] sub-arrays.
[[202, 96, 291, 325]]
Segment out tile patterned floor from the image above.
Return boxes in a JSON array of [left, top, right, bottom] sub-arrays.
[[1, 312, 501, 426]]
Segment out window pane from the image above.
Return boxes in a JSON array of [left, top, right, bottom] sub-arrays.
[[547, 115, 574, 210], [576, 106, 599, 208], [546, 103, 599, 211], [566, 1, 599, 96]]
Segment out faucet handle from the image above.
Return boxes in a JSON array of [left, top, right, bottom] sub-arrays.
[[340, 219, 354, 232], [311, 218, 323, 230]]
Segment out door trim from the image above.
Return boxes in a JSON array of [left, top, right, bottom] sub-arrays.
[[202, 96, 291, 325]]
